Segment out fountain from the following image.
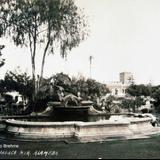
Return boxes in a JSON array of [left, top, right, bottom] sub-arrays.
[[0, 93, 160, 143]]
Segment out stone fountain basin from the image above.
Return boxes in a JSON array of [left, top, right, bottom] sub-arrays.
[[2, 116, 160, 142]]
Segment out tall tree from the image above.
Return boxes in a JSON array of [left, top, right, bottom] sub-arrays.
[[0, 0, 88, 100]]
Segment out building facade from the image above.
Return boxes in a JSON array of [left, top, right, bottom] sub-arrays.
[[107, 72, 134, 97], [120, 72, 134, 85]]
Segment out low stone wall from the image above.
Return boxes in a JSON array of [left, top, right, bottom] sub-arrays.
[[74, 121, 133, 142], [2, 117, 159, 142], [5, 120, 76, 139], [129, 118, 154, 134]]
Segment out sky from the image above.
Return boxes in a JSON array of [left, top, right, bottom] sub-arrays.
[[1, 0, 160, 85]]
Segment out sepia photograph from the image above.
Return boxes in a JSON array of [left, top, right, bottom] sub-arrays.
[[0, 0, 160, 159]]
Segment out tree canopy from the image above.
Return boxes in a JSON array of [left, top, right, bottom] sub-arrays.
[[150, 85, 160, 112], [69, 77, 110, 99], [0, 70, 33, 99], [126, 84, 151, 97], [0, 45, 5, 68], [0, 0, 88, 99]]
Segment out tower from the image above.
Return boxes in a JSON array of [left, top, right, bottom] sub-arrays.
[[120, 72, 134, 85]]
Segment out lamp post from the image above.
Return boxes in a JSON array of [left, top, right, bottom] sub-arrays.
[[89, 55, 93, 79]]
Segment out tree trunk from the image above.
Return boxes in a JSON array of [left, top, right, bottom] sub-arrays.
[[31, 57, 36, 96], [39, 40, 50, 87], [31, 45, 36, 113], [28, 27, 37, 102], [39, 21, 51, 87]]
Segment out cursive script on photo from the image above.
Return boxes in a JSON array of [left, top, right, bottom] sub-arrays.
[[0, 149, 58, 157]]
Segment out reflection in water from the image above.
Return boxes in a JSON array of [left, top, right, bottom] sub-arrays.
[[19, 114, 134, 122], [21, 115, 111, 122]]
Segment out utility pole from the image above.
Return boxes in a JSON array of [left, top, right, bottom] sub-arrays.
[[89, 55, 93, 79]]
